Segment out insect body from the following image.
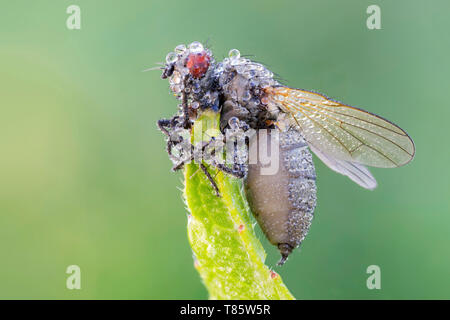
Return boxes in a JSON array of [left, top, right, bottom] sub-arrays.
[[244, 129, 316, 265], [156, 41, 415, 264]]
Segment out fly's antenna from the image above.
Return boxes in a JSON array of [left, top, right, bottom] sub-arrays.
[[142, 62, 165, 72], [204, 37, 213, 51]]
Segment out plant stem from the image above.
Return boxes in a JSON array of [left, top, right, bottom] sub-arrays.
[[184, 110, 295, 300]]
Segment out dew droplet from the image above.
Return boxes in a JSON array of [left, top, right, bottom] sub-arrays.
[[249, 79, 259, 88], [192, 84, 201, 94], [228, 48, 241, 60], [188, 41, 204, 53], [261, 96, 269, 104], [174, 44, 186, 54], [263, 70, 274, 79], [235, 65, 245, 74], [165, 52, 178, 64], [215, 64, 224, 74], [248, 70, 257, 78], [170, 84, 181, 93], [228, 117, 239, 129], [191, 101, 199, 109], [255, 64, 264, 72], [169, 71, 181, 85], [242, 90, 251, 102]]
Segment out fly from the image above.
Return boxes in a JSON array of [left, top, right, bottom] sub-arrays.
[[156, 41, 415, 264]]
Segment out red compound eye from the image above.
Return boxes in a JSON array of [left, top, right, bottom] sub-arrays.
[[186, 52, 210, 79]]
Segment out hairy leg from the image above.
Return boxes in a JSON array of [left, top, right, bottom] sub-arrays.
[[200, 163, 220, 197]]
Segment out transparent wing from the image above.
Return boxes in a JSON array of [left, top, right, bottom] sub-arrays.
[[308, 144, 377, 190], [266, 87, 415, 168]]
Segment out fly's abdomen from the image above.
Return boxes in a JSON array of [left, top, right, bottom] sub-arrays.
[[244, 129, 317, 265]]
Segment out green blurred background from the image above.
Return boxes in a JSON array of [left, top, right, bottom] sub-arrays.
[[1, 0, 449, 299]]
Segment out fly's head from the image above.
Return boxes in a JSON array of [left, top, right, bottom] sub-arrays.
[[161, 41, 213, 92], [161, 41, 221, 118]]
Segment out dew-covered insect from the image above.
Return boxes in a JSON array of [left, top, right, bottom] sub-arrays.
[[244, 128, 316, 265], [156, 41, 415, 265]]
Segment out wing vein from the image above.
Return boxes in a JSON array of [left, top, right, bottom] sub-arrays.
[[300, 102, 413, 157], [285, 101, 353, 156], [267, 86, 415, 168], [298, 103, 399, 166]]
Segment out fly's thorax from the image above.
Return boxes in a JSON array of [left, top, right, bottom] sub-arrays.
[[244, 128, 317, 263], [216, 49, 280, 130]]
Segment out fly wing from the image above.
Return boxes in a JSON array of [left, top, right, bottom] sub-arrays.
[[308, 143, 377, 190], [266, 86, 415, 168]]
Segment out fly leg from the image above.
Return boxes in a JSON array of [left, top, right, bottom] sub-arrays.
[[192, 138, 246, 196], [212, 117, 250, 179], [171, 142, 195, 172], [181, 80, 192, 129], [209, 161, 246, 179], [157, 116, 186, 161], [182, 96, 190, 129], [157, 118, 173, 137], [199, 163, 220, 197], [159, 115, 248, 196]]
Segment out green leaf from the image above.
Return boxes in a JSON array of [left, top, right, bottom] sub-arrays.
[[183, 110, 295, 300]]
